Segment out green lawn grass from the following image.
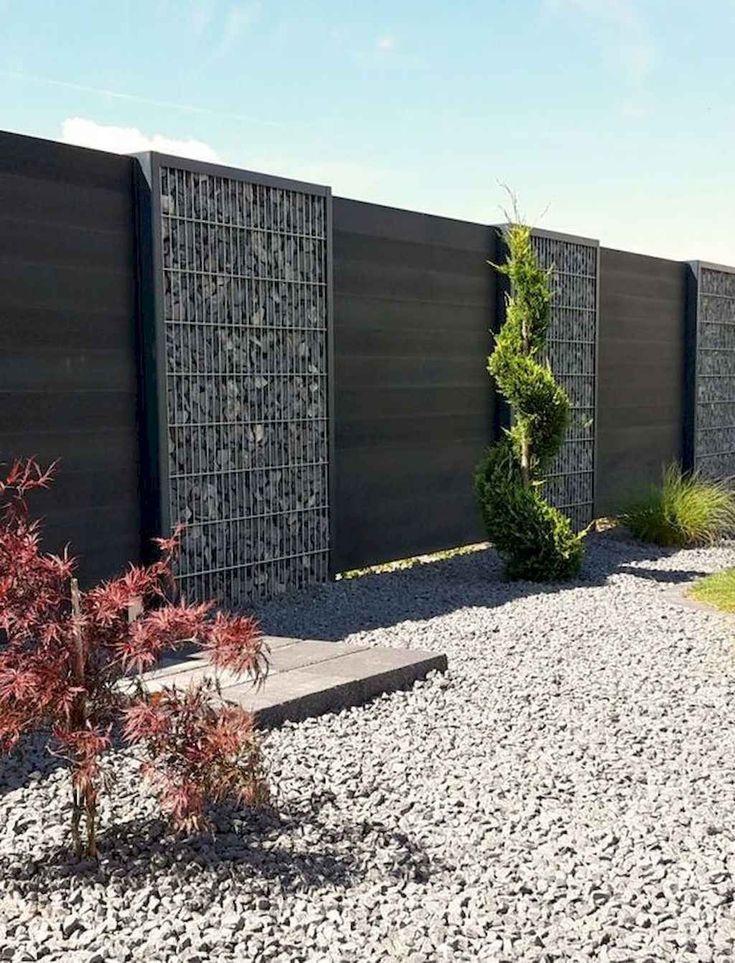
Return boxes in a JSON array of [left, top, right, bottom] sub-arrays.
[[689, 568, 735, 613], [337, 542, 488, 580]]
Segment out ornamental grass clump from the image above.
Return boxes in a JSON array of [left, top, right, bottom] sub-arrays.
[[620, 464, 735, 547], [0, 458, 268, 858], [474, 218, 584, 581]]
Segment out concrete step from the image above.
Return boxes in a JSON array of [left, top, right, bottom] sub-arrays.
[[139, 637, 448, 728]]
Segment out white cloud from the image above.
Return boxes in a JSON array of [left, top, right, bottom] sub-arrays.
[[61, 117, 220, 161], [355, 33, 421, 68]]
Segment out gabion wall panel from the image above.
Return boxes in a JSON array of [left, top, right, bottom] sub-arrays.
[[693, 264, 735, 478], [140, 157, 331, 608], [532, 232, 599, 531]]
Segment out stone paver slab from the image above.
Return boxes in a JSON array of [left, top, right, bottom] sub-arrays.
[[227, 647, 448, 727], [267, 640, 369, 674], [136, 637, 447, 728]]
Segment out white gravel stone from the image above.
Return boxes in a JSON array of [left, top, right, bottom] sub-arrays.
[[1, 534, 734, 961]]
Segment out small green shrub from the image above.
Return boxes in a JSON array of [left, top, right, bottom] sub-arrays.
[[620, 464, 735, 547], [689, 568, 735, 612], [474, 216, 585, 582], [475, 436, 583, 581]]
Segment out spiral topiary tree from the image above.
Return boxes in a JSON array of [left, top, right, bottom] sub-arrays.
[[474, 219, 585, 581]]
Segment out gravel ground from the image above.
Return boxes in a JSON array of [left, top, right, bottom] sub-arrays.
[[1, 533, 735, 962]]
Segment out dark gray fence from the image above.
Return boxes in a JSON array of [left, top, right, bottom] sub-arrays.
[[0, 131, 141, 584], [1, 128, 733, 594], [332, 199, 495, 571], [596, 248, 687, 514]]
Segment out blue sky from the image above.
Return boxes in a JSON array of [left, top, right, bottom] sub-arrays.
[[1, 0, 734, 262]]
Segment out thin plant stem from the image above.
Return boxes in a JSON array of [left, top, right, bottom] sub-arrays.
[[85, 791, 98, 859], [71, 786, 82, 859]]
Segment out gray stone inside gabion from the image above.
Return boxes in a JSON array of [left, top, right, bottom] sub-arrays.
[[696, 268, 735, 479], [159, 165, 330, 607], [533, 234, 598, 529]]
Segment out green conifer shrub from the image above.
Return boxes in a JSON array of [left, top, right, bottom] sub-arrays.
[[475, 221, 585, 581]]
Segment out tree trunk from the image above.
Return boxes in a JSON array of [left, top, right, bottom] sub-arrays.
[[85, 791, 98, 859], [520, 435, 531, 489], [70, 578, 98, 858], [520, 321, 532, 488], [71, 786, 83, 858]]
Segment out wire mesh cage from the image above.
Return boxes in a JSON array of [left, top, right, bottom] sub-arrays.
[[694, 265, 735, 479], [532, 232, 598, 532], [157, 164, 331, 608]]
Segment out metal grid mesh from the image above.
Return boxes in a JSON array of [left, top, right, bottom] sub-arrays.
[[532, 234, 598, 531], [695, 266, 735, 478], [159, 166, 330, 607]]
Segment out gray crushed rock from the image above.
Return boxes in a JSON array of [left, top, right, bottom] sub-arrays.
[[0, 534, 734, 962]]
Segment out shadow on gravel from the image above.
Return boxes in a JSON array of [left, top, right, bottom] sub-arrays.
[[0, 536, 714, 802], [616, 565, 711, 584], [0, 734, 65, 797], [0, 793, 434, 895], [256, 533, 698, 641]]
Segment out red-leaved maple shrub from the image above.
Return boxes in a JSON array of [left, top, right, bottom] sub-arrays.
[[0, 458, 268, 857]]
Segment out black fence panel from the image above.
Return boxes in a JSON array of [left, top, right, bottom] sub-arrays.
[[0, 130, 141, 584], [685, 261, 735, 478], [332, 198, 495, 571], [596, 247, 687, 515], [2, 128, 734, 588]]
